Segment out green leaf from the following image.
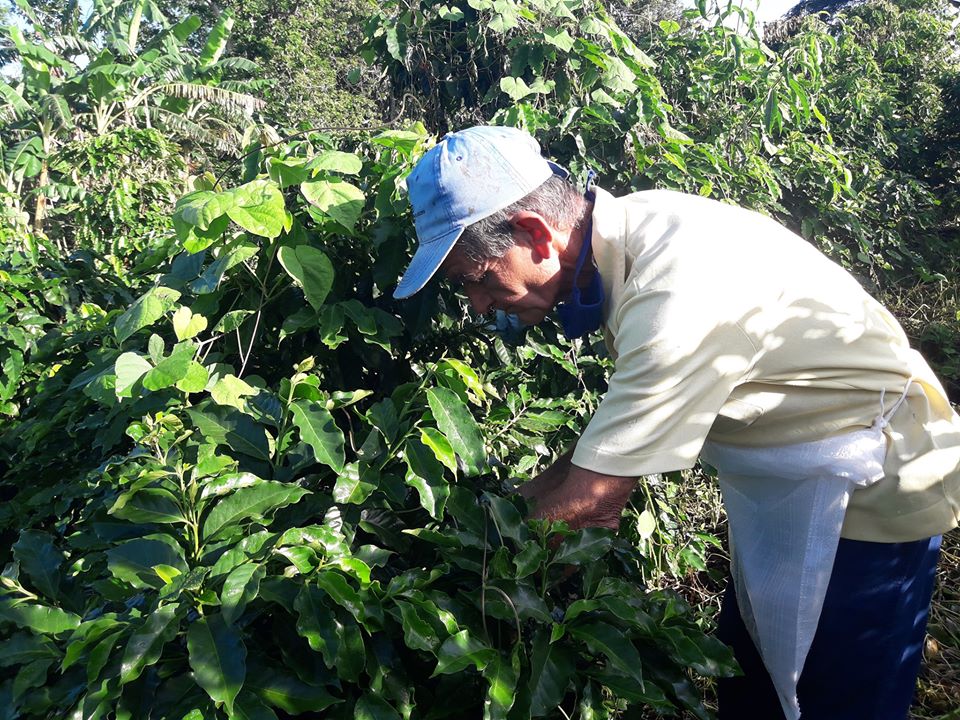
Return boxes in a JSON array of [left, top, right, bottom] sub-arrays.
[[201, 472, 262, 500], [109, 487, 186, 524], [0, 80, 29, 117], [426, 386, 486, 476], [267, 157, 310, 188], [107, 536, 188, 590], [174, 190, 235, 232], [177, 361, 209, 393], [155, 565, 182, 584], [476, 579, 552, 623], [199, 9, 233, 67], [277, 245, 334, 309], [333, 462, 378, 505], [294, 584, 338, 663], [187, 614, 246, 714], [214, 309, 255, 333], [568, 621, 644, 687], [543, 27, 574, 52], [189, 243, 258, 294], [483, 493, 528, 544], [314, 570, 365, 623], [120, 603, 179, 684], [659, 123, 694, 145], [602, 56, 636, 94], [636, 509, 656, 539], [12, 657, 52, 700], [202, 481, 310, 541], [433, 629, 496, 676], [419, 427, 457, 473], [173, 306, 208, 341], [249, 671, 340, 714], [221, 562, 266, 624], [658, 19, 680, 34], [231, 691, 280, 720], [290, 400, 344, 472], [143, 342, 196, 391], [12, 530, 61, 599], [0, 601, 80, 634], [211, 374, 259, 409], [500, 76, 534, 102], [528, 628, 575, 716], [301, 178, 365, 231], [395, 600, 440, 652], [355, 693, 401, 720], [552, 527, 613, 565], [2, 632, 57, 669], [114, 287, 181, 343], [483, 649, 519, 720], [226, 180, 286, 238], [307, 150, 362, 175], [438, 5, 465, 21], [513, 543, 548, 578], [334, 616, 366, 682], [437, 358, 486, 401], [404, 438, 449, 519], [187, 404, 272, 460]]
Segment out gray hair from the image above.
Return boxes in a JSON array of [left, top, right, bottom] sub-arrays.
[[457, 175, 589, 263]]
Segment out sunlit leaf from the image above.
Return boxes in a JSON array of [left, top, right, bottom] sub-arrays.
[[202, 482, 310, 540], [120, 604, 179, 684], [277, 245, 334, 309], [301, 178, 365, 230], [426, 386, 486, 476], [290, 400, 344, 472]]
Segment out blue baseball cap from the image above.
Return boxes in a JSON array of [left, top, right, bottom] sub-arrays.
[[394, 125, 567, 299]]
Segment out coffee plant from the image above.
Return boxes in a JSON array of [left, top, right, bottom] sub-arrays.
[[0, 129, 735, 719]]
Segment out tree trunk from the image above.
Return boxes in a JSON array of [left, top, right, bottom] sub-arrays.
[[32, 158, 47, 236]]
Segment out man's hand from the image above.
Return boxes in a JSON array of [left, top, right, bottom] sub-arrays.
[[520, 461, 638, 531]]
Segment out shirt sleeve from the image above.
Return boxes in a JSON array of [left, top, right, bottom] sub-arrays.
[[572, 275, 758, 477]]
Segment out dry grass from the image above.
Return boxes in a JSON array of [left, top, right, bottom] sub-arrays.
[[914, 521, 960, 719], [883, 272, 960, 717]]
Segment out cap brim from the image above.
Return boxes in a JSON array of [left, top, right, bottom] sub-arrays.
[[393, 225, 464, 299]]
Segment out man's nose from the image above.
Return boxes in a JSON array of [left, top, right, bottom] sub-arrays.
[[464, 285, 493, 315]]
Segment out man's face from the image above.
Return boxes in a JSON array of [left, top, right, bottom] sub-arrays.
[[440, 238, 565, 326]]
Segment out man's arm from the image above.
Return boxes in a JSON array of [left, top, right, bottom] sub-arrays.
[[519, 456, 638, 531]]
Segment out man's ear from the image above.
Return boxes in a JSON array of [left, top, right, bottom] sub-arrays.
[[511, 212, 556, 260]]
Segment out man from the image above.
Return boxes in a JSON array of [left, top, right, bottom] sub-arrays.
[[393, 125, 960, 720]]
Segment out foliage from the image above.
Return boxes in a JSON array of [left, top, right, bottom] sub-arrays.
[[0, 0, 262, 240], [224, 0, 381, 129], [50, 128, 186, 255], [0, 130, 735, 718], [363, 0, 959, 282], [1, 0, 958, 717]]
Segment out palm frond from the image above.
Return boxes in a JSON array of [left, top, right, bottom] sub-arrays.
[[0, 81, 31, 119], [215, 57, 260, 74], [141, 106, 238, 155], [41, 94, 75, 130], [198, 10, 233, 69], [161, 82, 265, 116]]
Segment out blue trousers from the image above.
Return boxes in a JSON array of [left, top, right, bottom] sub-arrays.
[[716, 535, 942, 720]]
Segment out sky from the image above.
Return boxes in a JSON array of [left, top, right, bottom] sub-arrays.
[[747, 0, 802, 23]]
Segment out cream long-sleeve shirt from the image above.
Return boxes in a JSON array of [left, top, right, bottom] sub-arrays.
[[571, 188, 960, 542]]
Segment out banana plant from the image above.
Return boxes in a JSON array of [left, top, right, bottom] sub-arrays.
[[0, 0, 262, 243]]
